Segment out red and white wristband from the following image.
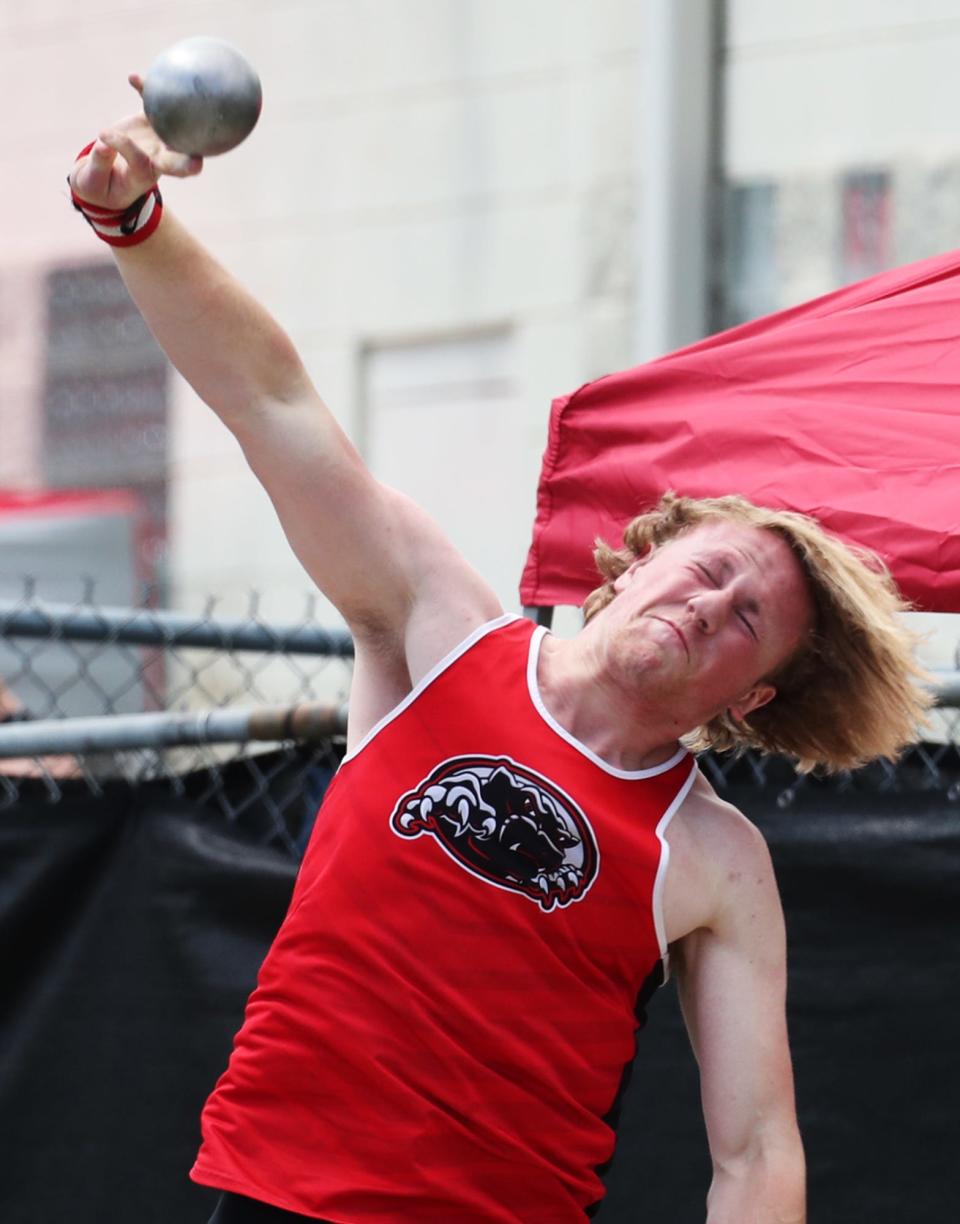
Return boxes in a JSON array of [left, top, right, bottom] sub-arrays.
[[69, 140, 163, 248]]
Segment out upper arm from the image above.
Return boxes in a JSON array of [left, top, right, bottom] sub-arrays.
[[673, 822, 804, 1196], [231, 383, 502, 667], [113, 213, 499, 668]]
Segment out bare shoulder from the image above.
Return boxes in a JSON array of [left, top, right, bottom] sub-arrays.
[[674, 769, 773, 869], [662, 767, 780, 945], [346, 530, 504, 751]]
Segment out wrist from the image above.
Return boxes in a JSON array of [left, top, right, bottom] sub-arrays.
[[68, 141, 164, 247]]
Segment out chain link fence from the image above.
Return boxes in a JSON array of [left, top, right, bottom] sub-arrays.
[[0, 581, 353, 855], [2, 584, 959, 855]]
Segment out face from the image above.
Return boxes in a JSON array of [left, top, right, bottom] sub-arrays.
[[595, 519, 814, 733]]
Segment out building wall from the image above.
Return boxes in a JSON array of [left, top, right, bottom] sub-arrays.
[[3, 0, 960, 639], [0, 0, 644, 621], [724, 0, 960, 675], [724, 0, 960, 317]]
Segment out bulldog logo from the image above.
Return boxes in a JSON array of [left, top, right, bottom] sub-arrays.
[[390, 755, 599, 911]]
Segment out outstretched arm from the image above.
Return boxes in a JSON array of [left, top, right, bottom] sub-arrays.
[[673, 824, 806, 1224], [68, 84, 500, 681]]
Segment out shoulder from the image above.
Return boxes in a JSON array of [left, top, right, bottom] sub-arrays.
[[662, 767, 781, 945], [346, 600, 510, 753], [674, 769, 774, 882]]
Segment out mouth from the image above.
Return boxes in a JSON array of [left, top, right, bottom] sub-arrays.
[[650, 616, 689, 659]]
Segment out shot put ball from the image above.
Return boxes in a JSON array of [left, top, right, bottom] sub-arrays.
[[142, 36, 262, 157]]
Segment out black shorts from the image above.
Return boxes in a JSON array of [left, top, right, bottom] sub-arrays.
[[207, 1191, 332, 1223]]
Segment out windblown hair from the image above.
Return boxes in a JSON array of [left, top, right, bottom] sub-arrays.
[[582, 492, 933, 773]]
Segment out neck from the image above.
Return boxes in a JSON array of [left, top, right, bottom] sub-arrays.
[[536, 631, 686, 771]]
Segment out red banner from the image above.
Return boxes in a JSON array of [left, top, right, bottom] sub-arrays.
[[520, 249, 960, 612]]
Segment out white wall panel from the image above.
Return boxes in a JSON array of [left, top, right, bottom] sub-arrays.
[[729, 0, 960, 48], [727, 3, 960, 175]]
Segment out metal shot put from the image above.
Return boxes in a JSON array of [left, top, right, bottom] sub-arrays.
[[142, 37, 261, 157], [65, 54, 931, 1224]]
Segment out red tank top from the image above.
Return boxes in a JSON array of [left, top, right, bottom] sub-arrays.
[[191, 615, 697, 1222]]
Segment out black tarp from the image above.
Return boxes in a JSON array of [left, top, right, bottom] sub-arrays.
[[1, 761, 957, 1223], [605, 786, 960, 1222]]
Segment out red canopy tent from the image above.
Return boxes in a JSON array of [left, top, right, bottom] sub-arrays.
[[520, 248, 960, 614]]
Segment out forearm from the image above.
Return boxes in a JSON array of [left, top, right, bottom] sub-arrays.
[[112, 209, 309, 423], [706, 1146, 806, 1224]]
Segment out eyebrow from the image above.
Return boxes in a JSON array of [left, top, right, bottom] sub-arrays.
[[731, 544, 760, 571]]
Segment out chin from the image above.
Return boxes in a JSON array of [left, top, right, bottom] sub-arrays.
[[617, 642, 666, 673]]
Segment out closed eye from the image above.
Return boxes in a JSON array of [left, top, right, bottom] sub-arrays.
[[697, 564, 758, 640]]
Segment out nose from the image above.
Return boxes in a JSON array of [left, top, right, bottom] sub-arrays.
[[686, 587, 732, 634]]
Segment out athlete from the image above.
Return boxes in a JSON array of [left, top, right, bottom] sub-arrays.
[[67, 90, 929, 1224]]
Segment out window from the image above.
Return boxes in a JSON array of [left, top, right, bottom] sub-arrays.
[[721, 182, 779, 329], [42, 261, 169, 588], [839, 169, 891, 284]]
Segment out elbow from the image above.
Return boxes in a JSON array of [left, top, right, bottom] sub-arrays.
[[707, 1130, 806, 1224]]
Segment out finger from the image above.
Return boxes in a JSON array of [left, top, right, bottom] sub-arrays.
[[100, 126, 157, 181], [74, 139, 119, 198], [105, 124, 201, 181], [112, 111, 161, 143], [157, 151, 204, 179], [128, 72, 144, 96]]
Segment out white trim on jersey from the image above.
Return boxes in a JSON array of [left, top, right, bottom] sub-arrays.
[[653, 759, 700, 981], [340, 613, 522, 766], [526, 625, 690, 779]]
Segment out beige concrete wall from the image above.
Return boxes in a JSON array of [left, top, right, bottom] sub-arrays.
[[727, 0, 960, 176], [1, 0, 642, 619], [7, 1, 958, 630]]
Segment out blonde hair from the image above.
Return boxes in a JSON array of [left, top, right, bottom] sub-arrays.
[[583, 492, 933, 773]]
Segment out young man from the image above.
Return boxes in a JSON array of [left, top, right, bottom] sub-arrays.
[[68, 92, 929, 1224]]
